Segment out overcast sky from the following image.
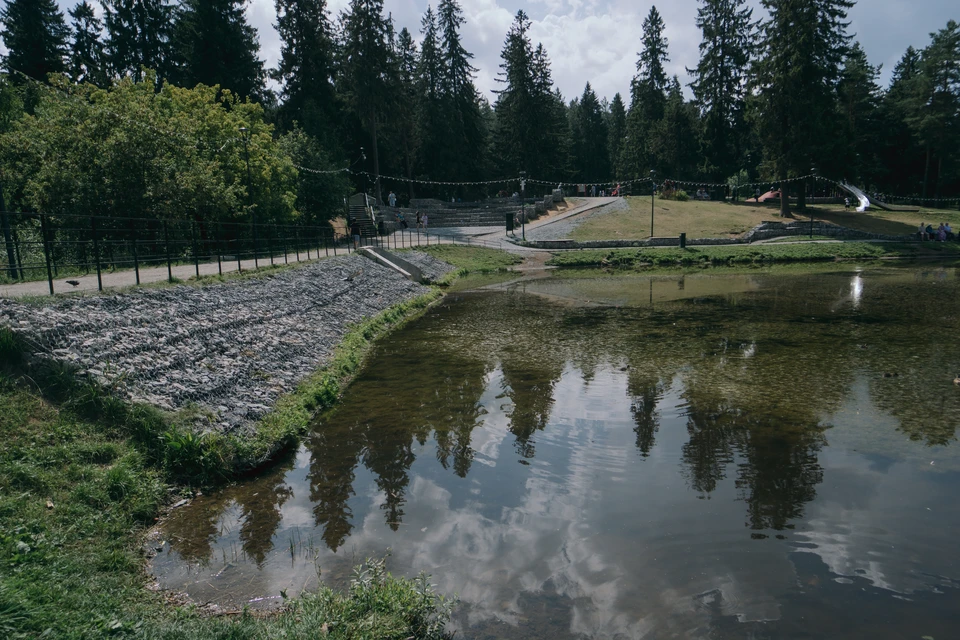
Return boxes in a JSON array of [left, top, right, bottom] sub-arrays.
[[45, 0, 958, 103]]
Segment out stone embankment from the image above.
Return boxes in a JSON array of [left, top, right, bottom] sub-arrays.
[[0, 252, 454, 433]]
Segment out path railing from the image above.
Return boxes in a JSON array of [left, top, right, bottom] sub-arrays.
[[0, 211, 488, 295]]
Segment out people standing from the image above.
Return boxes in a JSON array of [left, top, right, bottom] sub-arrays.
[[918, 222, 928, 241], [388, 191, 397, 207], [416, 210, 422, 228], [421, 212, 428, 230], [350, 220, 361, 249]]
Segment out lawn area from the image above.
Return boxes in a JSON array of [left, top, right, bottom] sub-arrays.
[[0, 323, 456, 639], [547, 241, 960, 269], [569, 197, 960, 241]]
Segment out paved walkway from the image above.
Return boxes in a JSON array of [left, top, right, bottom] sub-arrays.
[[0, 198, 619, 298]]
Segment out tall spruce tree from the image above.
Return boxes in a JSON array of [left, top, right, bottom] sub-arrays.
[[836, 42, 882, 186], [623, 5, 670, 180], [908, 21, 960, 198], [416, 6, 445, 184], [750, 0, 853, 215], [69, 1, 108, 86], [879, 47, 924, 193], [572, 83, 609, 182], [688, 0, 754, 181], [273, 0, 339, 147], [172, 0, 265, 99], [0, 0, 69, 81], [339, 0, 392, 204], [103, 0, 175, 81], [649, 77, 702, 179], [394, 27, 419, 197], [606, 92, 627, 178], [437, 0, 486, 187]]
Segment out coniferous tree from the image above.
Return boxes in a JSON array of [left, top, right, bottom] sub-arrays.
[[103, 0, 175, 81], [623, 5, 670, 180], [606, 92, 627, 178], [689, 0, 754, 181], [836, 42, 882, 186], [0, 0, 69, 81], [69, 1, 108, 86], [172, 0, 265, 99], [272, 0, 339, 148], [649, 77, 702, 179], [415, 6, 445, 185], [907, 21, 960, 198], [879, 47, 924, 194], [572, 83, 609, 182], [393, 27, 419, 198], [750, 0, 853, 215], [339, 0, 392, 204], [436, 0, 487, 189]]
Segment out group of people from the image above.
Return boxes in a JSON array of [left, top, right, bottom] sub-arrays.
[[694, 188, 711, 201], [918, 221, 954, 242]]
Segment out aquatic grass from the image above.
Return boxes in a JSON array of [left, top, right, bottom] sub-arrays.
[[546, 241, 960, 268]]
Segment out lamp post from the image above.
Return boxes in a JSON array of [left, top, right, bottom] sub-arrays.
[[650, 169, 656, 237], [240, 126, 257, 269], [520, 171, 527, 241], [809, 166, 817, 239]]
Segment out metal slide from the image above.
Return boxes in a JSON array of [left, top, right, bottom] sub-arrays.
[[838, 182, 871, 212]]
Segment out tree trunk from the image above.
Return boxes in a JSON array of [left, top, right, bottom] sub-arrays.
[[0, 183, 19, 280], [779, 174, 790, 217], [922, 143, 931, 199], [370, 112, 382, 206]]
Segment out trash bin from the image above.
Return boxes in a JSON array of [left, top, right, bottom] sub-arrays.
[[505, 212, 514, 232], [679, 232, 686, 249]]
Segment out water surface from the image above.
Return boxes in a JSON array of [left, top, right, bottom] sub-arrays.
[[152, 265, 960, 639]]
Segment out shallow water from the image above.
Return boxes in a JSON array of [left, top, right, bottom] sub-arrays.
[[152, 264, 960, 639]]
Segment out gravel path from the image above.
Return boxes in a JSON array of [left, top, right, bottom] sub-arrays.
[[1, 253, 453, 433], [525, 198, 629, 241]]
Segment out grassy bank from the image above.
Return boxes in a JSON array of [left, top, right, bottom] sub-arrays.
[[0, 287, 454, 638], [547, 241, 960, 269], [411, 245, 523, 285], [570, 197, 960, 241]]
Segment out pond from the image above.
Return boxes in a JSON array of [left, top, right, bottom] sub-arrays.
[[151, 264, 960, 639]]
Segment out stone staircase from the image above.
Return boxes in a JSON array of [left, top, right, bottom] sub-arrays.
[[347, 194, 378, 237]]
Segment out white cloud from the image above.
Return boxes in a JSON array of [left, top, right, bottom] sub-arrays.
[[45, 0, 960, 102]]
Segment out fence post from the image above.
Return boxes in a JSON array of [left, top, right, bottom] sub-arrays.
[[217, 223, 223, 276], [328, 231, 334, 256], [295, 229, 301, 262], [40, 214, 54, 295], [1, 208, 19, 281], [91, 216, 103, 292], [190, 220, 200, 278], [129, 219, 140, 285], [268, 224, 275, 266], [163, 220, 173, 283], [235, 223, 242, 274]]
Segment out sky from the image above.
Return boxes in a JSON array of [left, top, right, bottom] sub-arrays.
[[43, 0, 959, 103]]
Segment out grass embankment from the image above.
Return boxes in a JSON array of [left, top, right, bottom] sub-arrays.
[[547, 241, 960, 269], [412, 245, 523, 285], [0, 293, 455, 638], [571, 197, 960, 241]]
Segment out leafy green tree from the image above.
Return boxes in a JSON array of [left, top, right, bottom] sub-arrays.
[[68, 1, 108, 87], [688, 0, 755, 181], [338, 0, 393, 204], [102, 0, 175, 81], [171, 0, 265, 100], [277, 127, 351, 224], [0, 71, 296, 224], [750, 0, 853, 215], [0, 0, 69, 81], [623, 5, 669, 180], [272, 0, 340, 149]]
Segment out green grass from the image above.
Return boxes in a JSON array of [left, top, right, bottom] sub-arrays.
[[763, 235, 838, 243], [0, 299, 455, 638], [406, 245, 522, 285], [547, 241, 960, 269], [570, 197, 960, 241]]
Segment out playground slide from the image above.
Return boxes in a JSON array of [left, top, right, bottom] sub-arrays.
[[838, 182, 870, 212]]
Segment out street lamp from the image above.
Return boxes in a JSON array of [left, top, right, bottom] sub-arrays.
[[520, 171, 527, 241], [650, 169, 656, 237], [240, 126, 257, 269]]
